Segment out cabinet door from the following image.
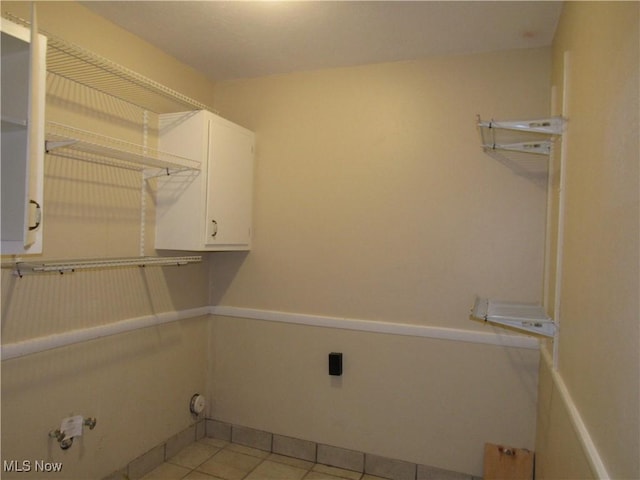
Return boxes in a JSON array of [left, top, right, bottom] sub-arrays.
[[204, 115, 254, 250], [0, 18, 46, 255], [155, 111, 254, 252]]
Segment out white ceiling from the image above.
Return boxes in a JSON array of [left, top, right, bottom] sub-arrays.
[[82, 1, 563, 82]]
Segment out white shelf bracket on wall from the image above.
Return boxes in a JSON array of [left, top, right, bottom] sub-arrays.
[[476, 115, 565, 155], [486, 140, 552, 155], [477, 117, 565, 135], [471, 115, 565, 340], [471, 297, 556, 338], [45, 138, 78, 151]]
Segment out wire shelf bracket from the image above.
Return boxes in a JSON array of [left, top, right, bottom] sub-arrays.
[[477, 117, 565, 135], [471, 296, 556, 338], [476, 115, 565, 156], [481, 140, 552, 155]]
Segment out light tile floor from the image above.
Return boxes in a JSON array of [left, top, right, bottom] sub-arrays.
[[142, 438, 388, 480]]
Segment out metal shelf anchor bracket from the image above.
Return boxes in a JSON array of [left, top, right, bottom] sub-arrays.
[[471, 296, 556, 338]]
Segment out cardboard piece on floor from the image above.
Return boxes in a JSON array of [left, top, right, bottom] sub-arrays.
[[483, 443, 534, 480]]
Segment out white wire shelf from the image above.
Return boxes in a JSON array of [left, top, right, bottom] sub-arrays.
[[3, 12, 214, 114], [471, 296, 556, 337], [45, 121, 200, 175], [7, 255, 202, 276]]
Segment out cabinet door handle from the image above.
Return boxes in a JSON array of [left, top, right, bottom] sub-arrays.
[[29, 199, 42, 231], [211, 219, 218, 237]]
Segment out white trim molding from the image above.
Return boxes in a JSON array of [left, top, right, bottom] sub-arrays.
[[1, 304, 540, 361], [210, 305, 540, 350], [1, 306, 210, 360], [540, 345, 610, 479]]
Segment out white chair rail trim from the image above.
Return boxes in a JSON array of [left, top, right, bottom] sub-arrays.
[[1, 306, 210, 360], [210, 305, 540, 349], [2, 305, 539, 361]]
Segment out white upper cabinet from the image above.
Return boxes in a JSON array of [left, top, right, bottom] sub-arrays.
[[155, 110, 255, 251], [1, 17, 46, 255]]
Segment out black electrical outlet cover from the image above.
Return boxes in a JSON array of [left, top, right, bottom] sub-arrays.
[[329, 352, 343, 376]]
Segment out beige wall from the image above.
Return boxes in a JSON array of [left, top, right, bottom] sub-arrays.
[[9, 2, 632, 478], [210, 315, 539, 477], [536, 2, 639, 479], [211, 48, 551, 325], [1, 2, 215, 477], [1, 316, 209, 479], [209, 49, 552, 476]]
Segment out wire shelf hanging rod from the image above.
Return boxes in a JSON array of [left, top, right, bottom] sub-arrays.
[[8, 255, 202, 276]]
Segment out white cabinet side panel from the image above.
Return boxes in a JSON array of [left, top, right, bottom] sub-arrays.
[[1, 19, 45, 255], [155, 111, 207, 251]]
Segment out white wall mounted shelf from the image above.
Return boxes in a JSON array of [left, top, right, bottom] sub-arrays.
[[471, 296, 556, 338], [3, 13, 214, 114], [5, 255, 202, 277], [45, 122, 200, 177], [45, 36, 212, 113], [2, 11, 216, 260]]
